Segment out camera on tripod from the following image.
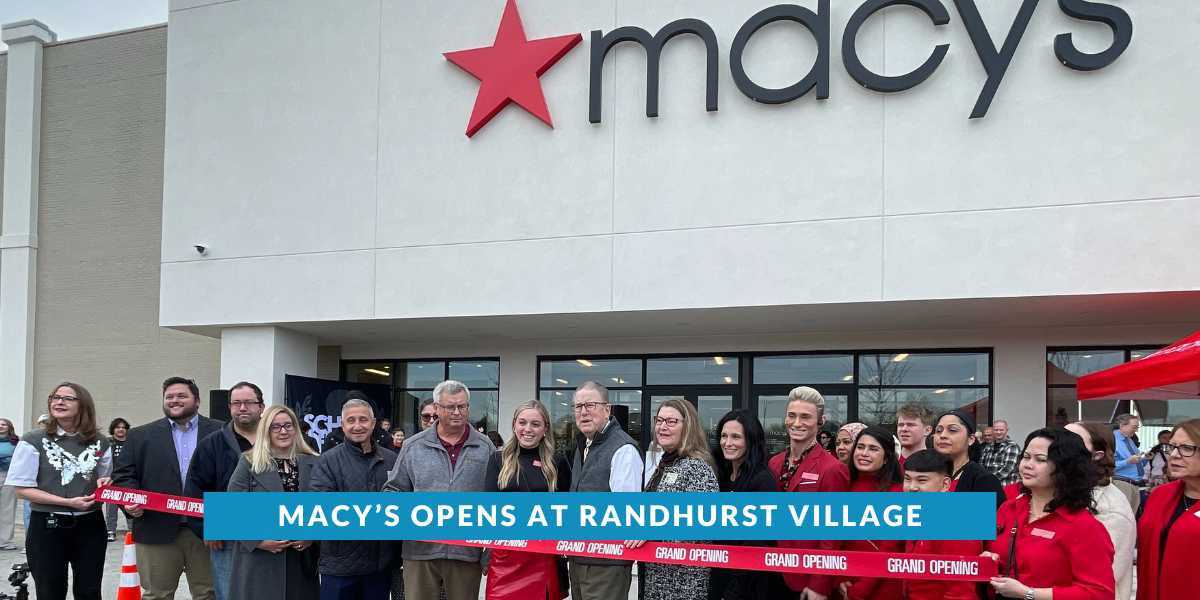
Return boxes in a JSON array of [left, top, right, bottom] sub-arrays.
[[0, 563, 29, 600]]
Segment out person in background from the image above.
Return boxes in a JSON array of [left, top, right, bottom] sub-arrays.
[[1064, 421, 1135, 600], [981, 419, 1022, 486], [564, 381, 642, 600], [104, 417, 131, 542], [708, 409, 785, 600], [984, 428, 1114, 600], [769, 387, 849, 600], [186, 381, 266, 600], [8, 383, 112, 600], [418, 399, 438, 431], [816, 429, 834, 453], [1136, 418, 1200, 600], [311, 394, 397, 600], [390, 428, 405, 450], [982, 426, 995, 445], [1111, 414, 1145, 513], [1146, 430, 1172, 487], [839, 425, 903, 600], [627, 398, 719, 600], [379, 419, 392, 436], [834, 422, 866, 465], [483, 400, 569, 600], [898, 450, 981, 600], [895, 404, 933, 460], [0, 418, 21, 551], [486, 431, 504, 449], [227, 405, 319, 600], [387, 381, 494, 600], [932, 410, 1005, 508], [113, 376, 222, 600]]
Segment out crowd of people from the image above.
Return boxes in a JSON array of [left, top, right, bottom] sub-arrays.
[[0, 377, 1195, 600]]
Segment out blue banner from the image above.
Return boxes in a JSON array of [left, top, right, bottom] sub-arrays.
[[203, 492, 995, 541]]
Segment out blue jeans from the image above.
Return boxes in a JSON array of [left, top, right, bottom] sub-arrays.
[[210, 544, 234, 600], [321, 572, 390, 600]]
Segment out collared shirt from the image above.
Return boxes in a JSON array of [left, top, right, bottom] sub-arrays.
[[582, 419, 642, 493], [1113, 429, 1144, 481], [439, 427, 470, 470], [170, 414, 200, 487], [981, 437, 1022, 485]]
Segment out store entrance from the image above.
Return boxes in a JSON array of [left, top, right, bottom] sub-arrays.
[[645, 386, 740, 450]]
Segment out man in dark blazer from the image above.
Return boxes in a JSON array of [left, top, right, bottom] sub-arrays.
[[113, 376, 223, 600]]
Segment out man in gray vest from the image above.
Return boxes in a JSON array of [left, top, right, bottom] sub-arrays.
[[568, 381, 643, 600]]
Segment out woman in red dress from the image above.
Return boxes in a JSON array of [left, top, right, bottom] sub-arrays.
[[1136, 418, 1200, 600], [983, 427, 1114, 600], [483, 400, 569, 600], [839, 425, 904, 600]]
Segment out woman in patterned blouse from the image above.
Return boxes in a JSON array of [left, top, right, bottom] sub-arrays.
[[627, 398, 719, 600], [226, 405, 320, 600]]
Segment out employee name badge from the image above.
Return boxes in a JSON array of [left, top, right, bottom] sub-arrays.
[[1030, 527, 1055, 539], [532, 460, 542, 467], [800, 472, 820, 482], [663, 472, 679, 485]]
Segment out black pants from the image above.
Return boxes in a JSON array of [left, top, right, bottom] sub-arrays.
[[26, 510, 107, 600]]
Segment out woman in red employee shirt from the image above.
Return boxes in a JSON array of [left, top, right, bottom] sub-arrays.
[[838, 425, 903, 600], [1136, 418, 1200, 600], [768, 386, 849, 600], [984, 427, 1114, 600]]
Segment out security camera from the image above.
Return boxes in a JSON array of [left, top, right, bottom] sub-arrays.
[[193, 244, 208, 256]]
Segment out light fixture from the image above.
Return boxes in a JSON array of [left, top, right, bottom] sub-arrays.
[[555, 391, 563, 396], [475, 364, 483, 368], [611, 377, 620, 382], [617, 378, 625, 384], [576, 359, 594, 367], [713, 356, 725, 365], [892, 353, 910, 362], [723, 376, 733, 383], [363, 368, 391, 377], [1082, 355, 1093, 359], [966, 376, 975, 382], [842, 374, 854, 381], [934, 389, 947, 394], [555, 378, 569, 385]]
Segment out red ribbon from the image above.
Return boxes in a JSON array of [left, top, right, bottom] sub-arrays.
[[433, 539, 997, 581], [94, 485, 205, 518]]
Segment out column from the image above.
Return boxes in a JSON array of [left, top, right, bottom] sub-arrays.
[[0, 21, 55, 430], [219, 326, 318, 406]]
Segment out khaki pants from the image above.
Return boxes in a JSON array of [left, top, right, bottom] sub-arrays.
[[135, 527, 215, 600], [0, 481, 17, 543], [569, 561, 632, 600], [403, 558, 481, 600], [1112, 479, 1141, 514]]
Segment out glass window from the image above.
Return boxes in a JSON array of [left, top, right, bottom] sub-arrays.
[[401, 361, 445, 389], [859, 388, 990, 428], [1047, 351, 1123, 385], [753, 354, 854, 384], [543, 389, 642, 452], [450, 360, 500, 388], [646, 356, 738, 385], [345, 362, 393, 386], [540, 359, 642, 388], [469, 390, 500, 435], [859, 353, 989, 386]]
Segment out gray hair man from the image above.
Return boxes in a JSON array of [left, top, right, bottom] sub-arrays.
[[567, 381, 643, 600], [310, 394, 397, 599], [385, 380, 495, 600]]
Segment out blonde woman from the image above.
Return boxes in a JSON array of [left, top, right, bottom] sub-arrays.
[[627, 398, 719, 600], [226, 406, 319, 600], [483, 400, 569, 600]]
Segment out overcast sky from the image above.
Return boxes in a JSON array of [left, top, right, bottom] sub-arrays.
[[1, 0, 166, 51]]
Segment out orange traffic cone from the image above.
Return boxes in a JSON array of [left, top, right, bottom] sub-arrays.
[[117, 532, 142, 600]]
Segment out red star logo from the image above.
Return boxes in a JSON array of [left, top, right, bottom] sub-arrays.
[[444, 0, 581, 137]]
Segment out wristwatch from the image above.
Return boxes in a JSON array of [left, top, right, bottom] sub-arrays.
[[1024, 589, 1035, 600]]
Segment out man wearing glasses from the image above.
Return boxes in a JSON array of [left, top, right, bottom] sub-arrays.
[[185, 381, 265, 600], [567, 380, 643, 600], [385, 380, 495, 600]]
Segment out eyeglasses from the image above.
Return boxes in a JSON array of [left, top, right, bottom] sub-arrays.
[[48, 394, 79, 403], [229, 401, 263, 408], [1165, 443, 1198, 458], [269, 422, 295, 433], [438, 404, 468, 414], [573, 401, 608, 413], [420, 414, 437, 422], [654, 417, 682, 428]]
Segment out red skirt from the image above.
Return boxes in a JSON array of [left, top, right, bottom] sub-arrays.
[[485, 550, 565, 600]]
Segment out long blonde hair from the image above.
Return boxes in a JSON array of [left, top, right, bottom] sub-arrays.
[[657, 397, 713, 467], [498, 400, 558, 491], [248, 405, 317, 473]]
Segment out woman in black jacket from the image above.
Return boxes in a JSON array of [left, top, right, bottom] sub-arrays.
[[933, 409, 1005, 508], [708, 410, 787, 600]]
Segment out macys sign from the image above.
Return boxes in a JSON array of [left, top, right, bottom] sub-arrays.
[[445, 0, 1132, 137]]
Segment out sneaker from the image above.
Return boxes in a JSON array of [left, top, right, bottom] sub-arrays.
[[107, 532, 116, 542]]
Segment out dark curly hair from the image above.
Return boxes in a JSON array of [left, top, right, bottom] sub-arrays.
[[848, 425, 903, 491], [1019, 427, 1099, 514]]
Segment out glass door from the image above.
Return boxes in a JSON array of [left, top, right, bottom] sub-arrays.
[[646, 387, 738, 450]]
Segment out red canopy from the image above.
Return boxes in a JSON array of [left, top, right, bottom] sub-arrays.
[[1077, 330, 1200, 401]]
